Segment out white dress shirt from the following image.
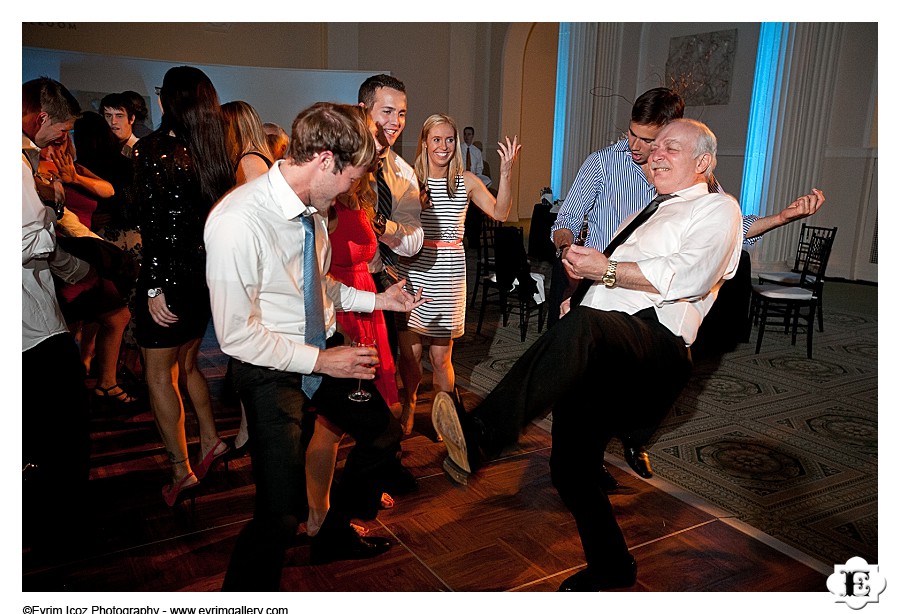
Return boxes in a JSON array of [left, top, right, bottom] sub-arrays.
[[121, 132, 139, 159], [461, 142, 492, 188], [205, 161, 376, 375], [368, 148, 423, 273], [582, 182, 743, 345], [461, 142, 483, 175], [22, 139, 90, 351]]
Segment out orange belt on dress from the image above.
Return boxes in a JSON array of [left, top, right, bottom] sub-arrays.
[[423, 239, 463, 248]]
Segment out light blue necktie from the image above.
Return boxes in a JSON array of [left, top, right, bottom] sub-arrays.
[[301, 213, 326, 398]]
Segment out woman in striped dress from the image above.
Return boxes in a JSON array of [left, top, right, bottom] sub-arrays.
[[395, 113, 520, 434]]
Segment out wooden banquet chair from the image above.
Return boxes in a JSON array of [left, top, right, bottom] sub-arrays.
[[475, 226, 545, 341], [750, 231, 836, 358], [756, 224, 837, 332]]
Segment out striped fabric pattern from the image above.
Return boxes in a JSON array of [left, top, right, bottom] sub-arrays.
[[552, 138, 761, 249], [551, 138, 654, 251], [375, 161, 397, 267], [396, 175, 468, 338]]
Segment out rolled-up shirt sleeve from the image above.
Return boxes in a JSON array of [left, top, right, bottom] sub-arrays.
[[551, 153, 602, 240], [635, 197, 742, 303]]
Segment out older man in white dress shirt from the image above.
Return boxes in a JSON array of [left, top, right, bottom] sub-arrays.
[[433, 118, 743, 592]]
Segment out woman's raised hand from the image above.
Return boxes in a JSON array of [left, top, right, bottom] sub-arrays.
[[497, 135, 521, 177]]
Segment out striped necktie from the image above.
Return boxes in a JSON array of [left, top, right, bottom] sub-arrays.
[[301, 213, 326, 398], [570, 193, 675, 307], [376, 160, 397, 268]]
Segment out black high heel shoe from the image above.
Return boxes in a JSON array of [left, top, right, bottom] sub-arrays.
[[93, 384, 138, 408], [162, 472, 199, 508]]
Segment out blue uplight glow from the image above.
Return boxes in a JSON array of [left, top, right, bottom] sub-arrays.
[[741, 23, 788, 217], [550, 23, 570, 199]]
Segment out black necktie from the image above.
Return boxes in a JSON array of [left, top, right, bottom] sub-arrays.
[[376, 161, 396, 269], [570, 193, 675, 307], [465, 146, 471, 171]]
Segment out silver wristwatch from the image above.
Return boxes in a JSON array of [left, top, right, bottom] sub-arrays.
[[147, 287, 163, 298]]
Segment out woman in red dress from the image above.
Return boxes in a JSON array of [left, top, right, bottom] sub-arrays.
[[304, 114, 402, 537], [328, 180, 400, 407]]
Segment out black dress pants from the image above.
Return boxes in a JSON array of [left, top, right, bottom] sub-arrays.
[[471, 306, 692, 568], [221, 357, 403, 591], [22, 332, 91, 549]]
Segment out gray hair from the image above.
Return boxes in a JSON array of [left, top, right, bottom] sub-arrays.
[[678, 118, 718, 178]]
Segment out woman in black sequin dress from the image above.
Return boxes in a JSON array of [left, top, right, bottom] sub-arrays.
[[132, 66, 235, 505]]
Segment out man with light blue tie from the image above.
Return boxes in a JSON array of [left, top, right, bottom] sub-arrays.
[[205, 102, 427, 591]]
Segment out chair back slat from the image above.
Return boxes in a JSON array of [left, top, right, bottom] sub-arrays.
[[793, 224, 837, 272], [798, 229, 836, 296], [480, 216, 500, 264]]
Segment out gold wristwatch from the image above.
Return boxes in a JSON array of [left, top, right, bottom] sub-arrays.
[[601, 260, 618, 288]]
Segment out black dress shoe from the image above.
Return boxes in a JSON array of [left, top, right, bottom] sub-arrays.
[[381, 462, 419, 496], [558, 557, 637, 591], [623, 444, 653, 479], [309, 520, 392, 565], [599, 463, 620, 491]]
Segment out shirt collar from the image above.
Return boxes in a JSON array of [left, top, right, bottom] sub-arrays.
[[662, 182, 710, 203], [270, 159, 318, 220]]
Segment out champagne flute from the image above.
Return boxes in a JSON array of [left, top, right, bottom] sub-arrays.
[[348, 335, 376, 402]]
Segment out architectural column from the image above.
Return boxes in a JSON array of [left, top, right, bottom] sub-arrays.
[[755, 22, 842, 266], [556, 23, 624, 201]]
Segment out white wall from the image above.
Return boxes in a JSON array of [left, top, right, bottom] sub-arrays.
[[23, 46, 383, 132], [632, 23, 877, 282]]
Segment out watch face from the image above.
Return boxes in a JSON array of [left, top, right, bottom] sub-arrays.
[[147, 288, 161, 298]]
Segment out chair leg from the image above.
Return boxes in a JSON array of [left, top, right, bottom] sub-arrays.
[[519, 300, 527, 342], [806, 307, 814, 359], [817, 298, 825, 332], [470, 266, 481, 308], [537, 304, 545, 333], [476, 284, 489, 335], [500, 292, 509, 327], [790, 306, 800, 347], [755, 300, 767, 354]]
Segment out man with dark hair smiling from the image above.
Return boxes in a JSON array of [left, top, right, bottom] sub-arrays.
[[357, 74, 423, 362]]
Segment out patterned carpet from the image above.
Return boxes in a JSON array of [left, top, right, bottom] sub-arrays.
[[453, 269, 877, 569]]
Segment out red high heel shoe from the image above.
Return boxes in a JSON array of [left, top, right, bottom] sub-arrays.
[[194, 439, 230, 480], [162, 472, 199, 507]]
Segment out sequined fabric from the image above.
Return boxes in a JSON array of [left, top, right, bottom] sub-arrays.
[[132, 131, 212, 347]]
